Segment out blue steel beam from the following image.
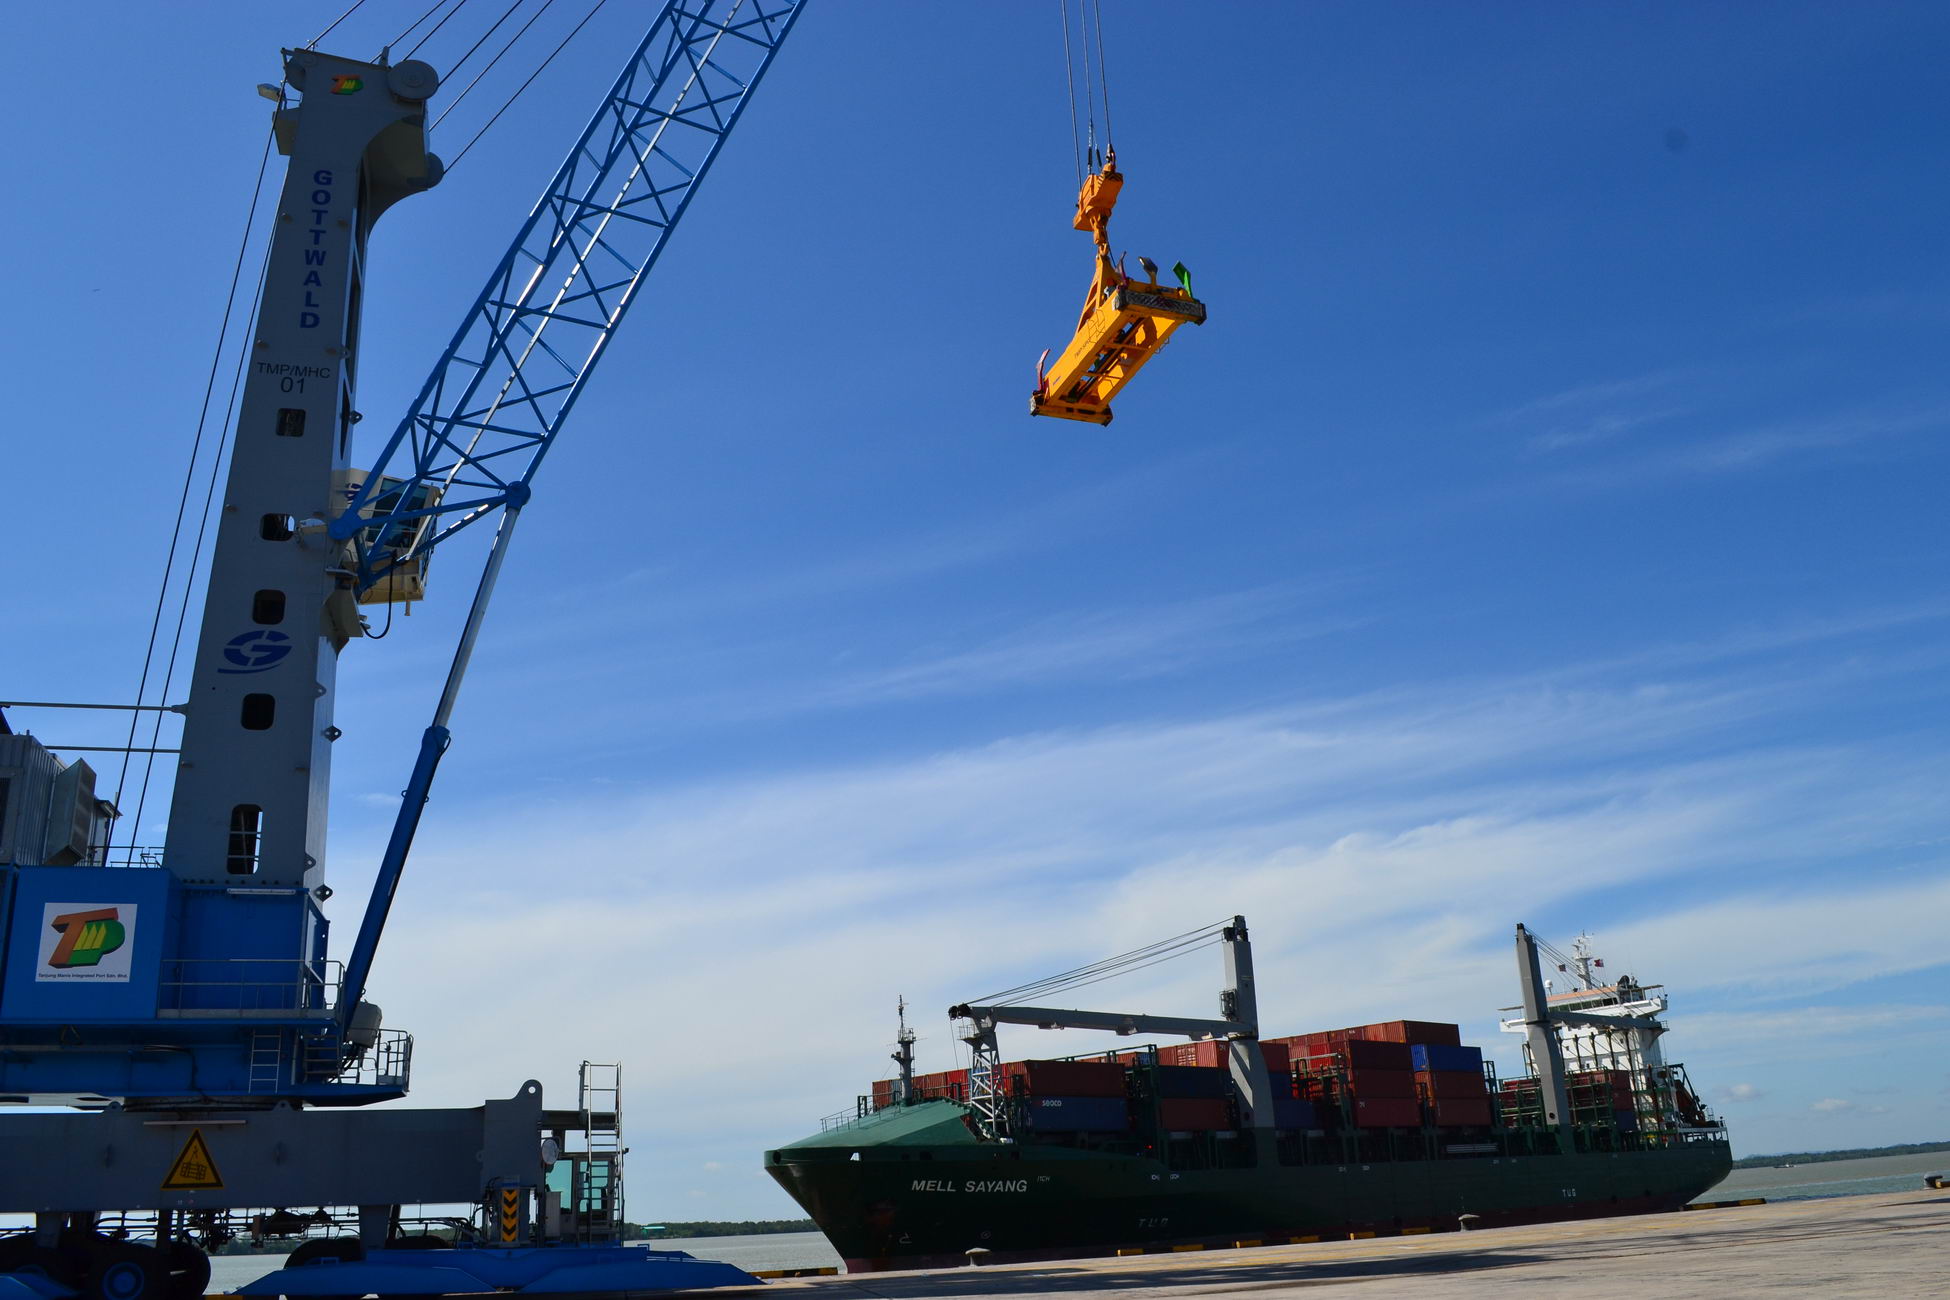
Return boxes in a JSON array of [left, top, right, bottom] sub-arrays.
[[327, 0, 803, 583]]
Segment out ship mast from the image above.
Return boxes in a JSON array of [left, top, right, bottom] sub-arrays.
[[891, 997, 917, 1105]]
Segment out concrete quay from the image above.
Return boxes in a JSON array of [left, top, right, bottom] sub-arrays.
[[757, 1190, 1949, 1298]]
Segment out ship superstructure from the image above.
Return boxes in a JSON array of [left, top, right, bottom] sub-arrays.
[[1497, 933, 1716, 1134]]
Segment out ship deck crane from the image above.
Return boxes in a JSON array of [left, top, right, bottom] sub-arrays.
[[0, 3, 800, 1296], [949, 917, 1275, 1137]]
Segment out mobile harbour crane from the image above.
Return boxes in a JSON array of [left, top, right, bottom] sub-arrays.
[[0, 4, 800, 1297]]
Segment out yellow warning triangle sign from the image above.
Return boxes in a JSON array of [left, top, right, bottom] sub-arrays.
[[162, 1129, 223, 1190]]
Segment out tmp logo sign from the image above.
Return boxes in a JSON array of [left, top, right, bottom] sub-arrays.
[[37, 904, 138, 982]]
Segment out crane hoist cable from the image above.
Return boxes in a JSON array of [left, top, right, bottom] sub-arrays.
[[447, 0, 612, 169], [1033, 0, 1206, 425], [306, 0, 374, 51], [115, 129, 279, 858], [432, 0, 565, 130]]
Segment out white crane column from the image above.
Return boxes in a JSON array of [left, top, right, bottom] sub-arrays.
[[164, 51, 441, 889]]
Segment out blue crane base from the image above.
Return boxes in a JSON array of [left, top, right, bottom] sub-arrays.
[[0, 1246, 762, 1300], [232, 1245, 760, 1296], [0, 1274, 66, 1300]]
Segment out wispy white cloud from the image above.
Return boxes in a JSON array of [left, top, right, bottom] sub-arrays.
[[347, 629, 1950, 1216], [1478, 369, 1692, 428], [1524, 406, 1688, 455], [1643, 404, 1950, 476], [804, 585, 1364, 709]]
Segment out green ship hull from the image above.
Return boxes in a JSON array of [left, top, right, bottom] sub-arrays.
[[766, 1102, 1732, 1272]]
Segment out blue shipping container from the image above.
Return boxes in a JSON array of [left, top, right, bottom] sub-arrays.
[[1411, 1043, 1485, 1073], [1273, 1097, 1318, 1130], [1154, 1065, 1233, 1099], [1018, 1095, 1129, 1133]]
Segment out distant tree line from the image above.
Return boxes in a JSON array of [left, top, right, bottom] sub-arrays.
[[1731, 1139, 1950, 1169], [633, 1219, 815, 1239]]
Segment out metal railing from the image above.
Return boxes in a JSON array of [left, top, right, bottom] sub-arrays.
[[819, 1107, 865, 1133], [88, 844, 167, 868], [157, 959, 343, 1017], [306, 1027, 413, 1090]]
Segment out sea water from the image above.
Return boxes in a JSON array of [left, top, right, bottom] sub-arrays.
[[1693, 1149, 1949, 1204]]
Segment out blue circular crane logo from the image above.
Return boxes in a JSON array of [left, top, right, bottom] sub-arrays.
[[219, 630, 293, 674]]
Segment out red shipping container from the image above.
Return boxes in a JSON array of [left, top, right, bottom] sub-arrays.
[[1356, 1020, 1463, 1047], [1416, 1070, 1486, 1100], [1158, 1040, 1293, 1072], [1158, 1098, 1231, 1131], [1431, 1098, 1492, 1127], [1338, 1039, 1413, 1070], [1352, 1097, 1422, 1128], [1005, 1059, 1128, 1098], [1158, 1042, 1217, 1069], [1344, 1068, 1416, 1099]]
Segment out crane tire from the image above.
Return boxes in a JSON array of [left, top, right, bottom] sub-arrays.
[[82, 1239, 166, 1300], [161, 1240, 210, 1300]]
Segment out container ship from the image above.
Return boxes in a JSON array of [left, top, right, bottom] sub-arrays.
[[765, 919, 1730, 1272]]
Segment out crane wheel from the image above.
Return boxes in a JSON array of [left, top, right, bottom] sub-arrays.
[[81, 1240, 166, 1300], [161, 1240, 210, 1300]]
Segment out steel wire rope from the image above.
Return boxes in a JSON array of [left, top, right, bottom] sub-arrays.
[[128, 231, 280, 857], [1057, 0, 1083, 187], [1000, 937, 1225, 1004], [1075, 0, 1099, 169], [981, 922, 1227, 1002], [431, 0, 561, 130], [1089, 0, 1114, 154], [438, 0, 534, 90], [307, 0, 375, 50], [986, 933, 1221, 1005], [445, 0, 611, 170], [406, 0, 473, 60], [110, 126, 277, 860], [988, 929, 1221, 1001], [387, 0, 456, 54], [974, 919, 1234, 1005]]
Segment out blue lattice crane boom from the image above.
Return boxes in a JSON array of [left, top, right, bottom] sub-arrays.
[[330, 0, 803, 1039]]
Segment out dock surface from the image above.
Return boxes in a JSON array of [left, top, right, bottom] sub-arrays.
[[754, 1190, 1947, 1297]]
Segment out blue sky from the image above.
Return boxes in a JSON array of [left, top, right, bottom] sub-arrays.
[[5, 1, 1948, 1219]]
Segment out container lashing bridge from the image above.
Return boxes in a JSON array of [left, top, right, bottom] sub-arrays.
[[0, 3, 801, 1297]]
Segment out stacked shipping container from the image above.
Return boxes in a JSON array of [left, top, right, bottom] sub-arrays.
[[864, 1019, 1521, 1136], [1498, 1068, 1638, 1130]]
